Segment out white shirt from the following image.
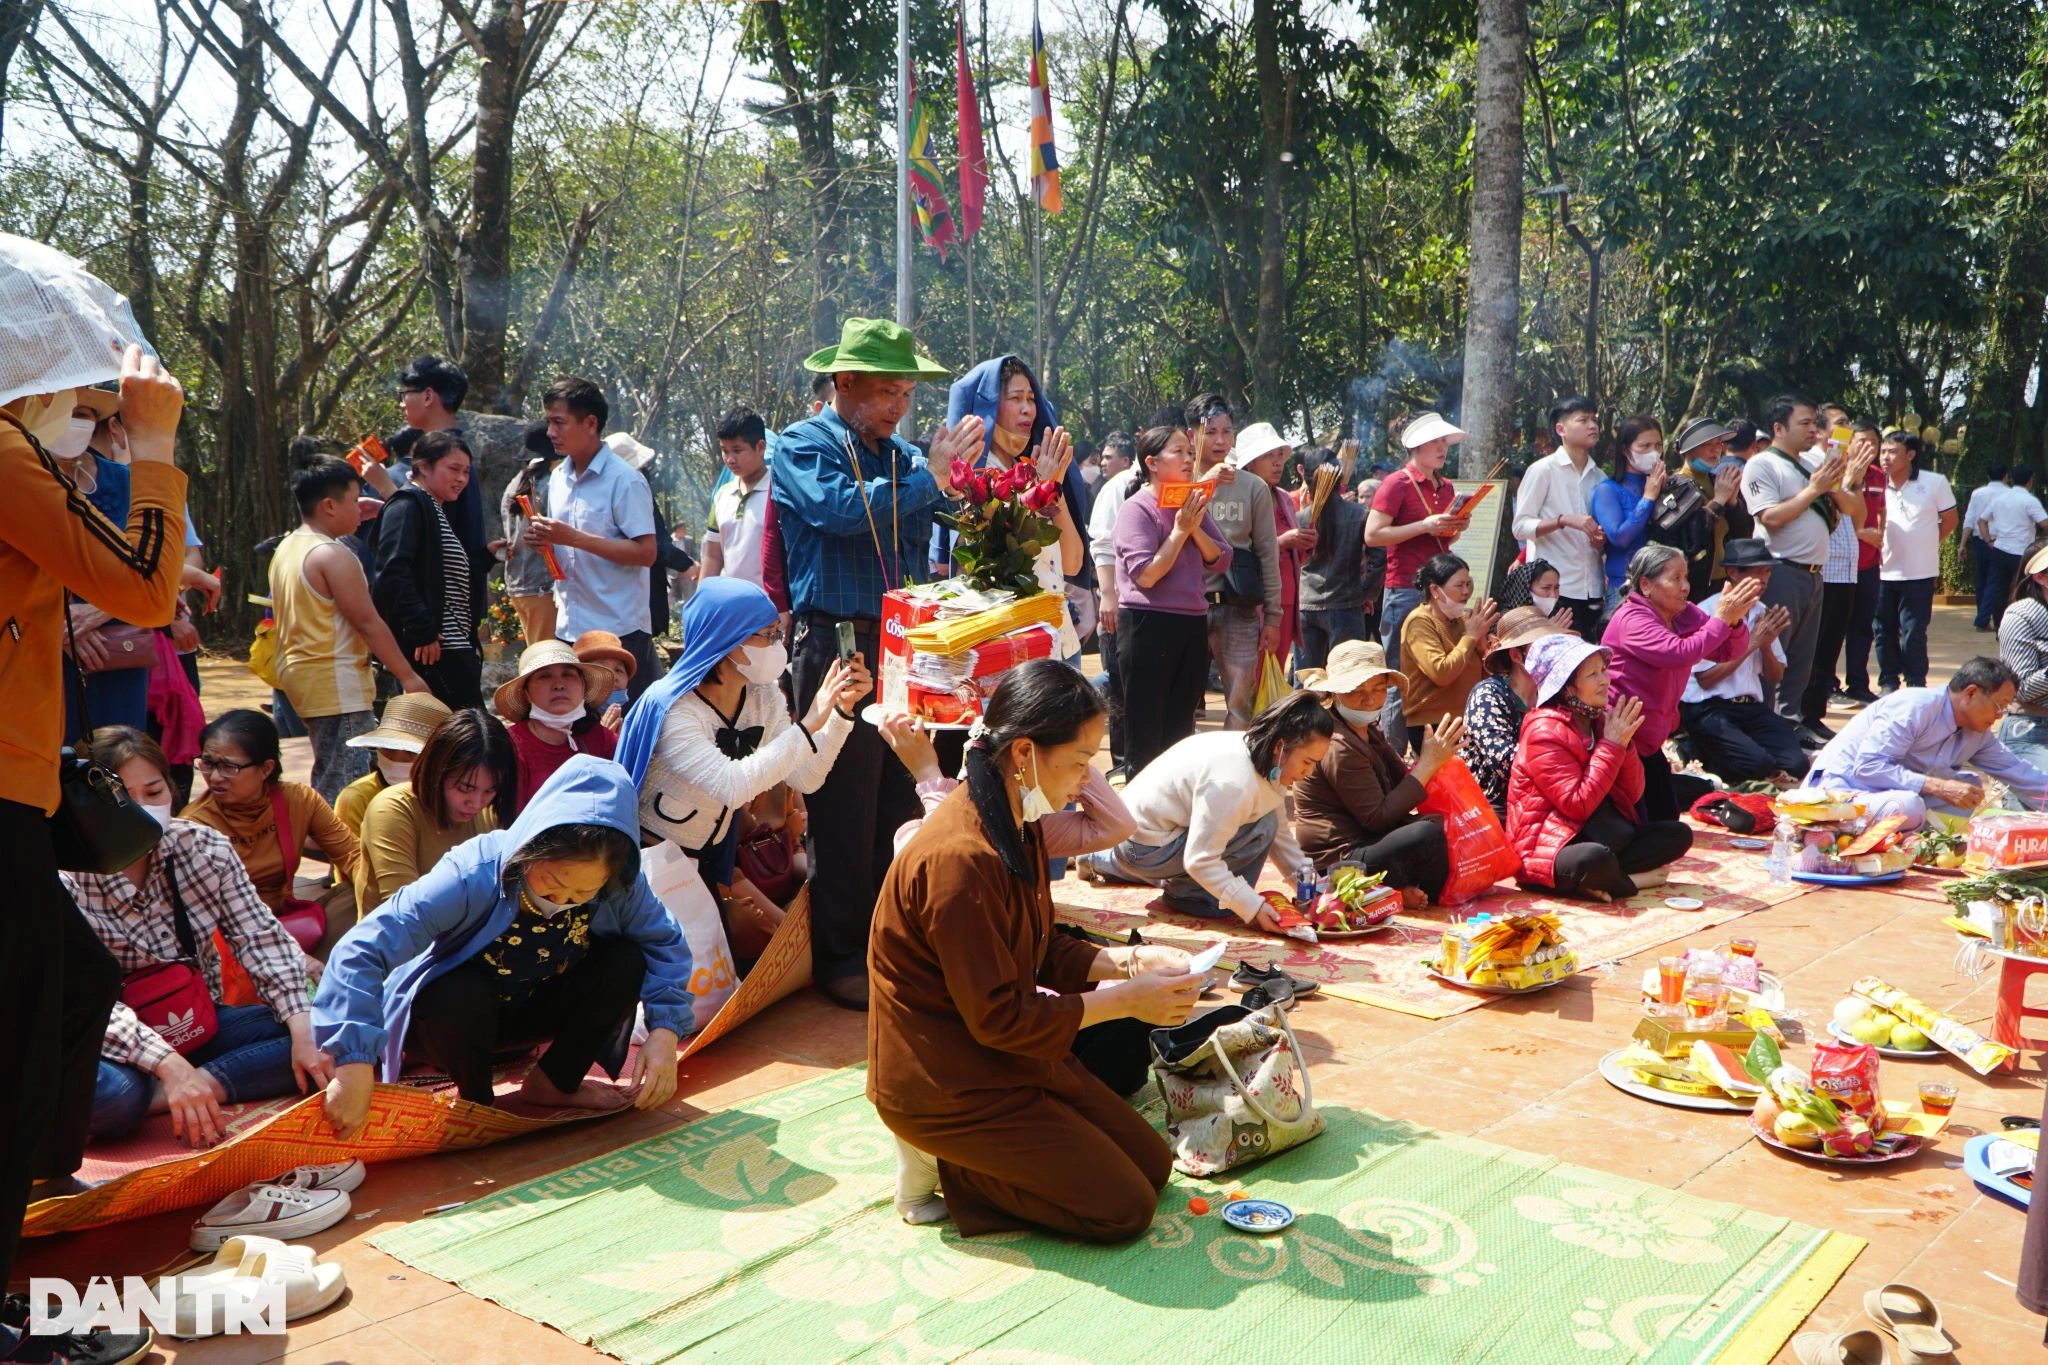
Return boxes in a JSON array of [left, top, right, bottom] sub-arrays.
[[1682, 596, 1783, 704], [708, 472, 771, 587], [1983, 485, 2048, 556], [1879, 471, 1956, 582], [1512, 448, 1605, 599], [1964, 482, 2008, 543], [1089, 466, 1139, 573], [1116, 730, 1309, 923], [637, 682, 852, 852], [1741, 449, 1831, 566]]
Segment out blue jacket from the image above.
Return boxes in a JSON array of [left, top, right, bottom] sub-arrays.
[[941, 355, 1094, 588], [313, 755, 695, 1079], [1591, 471, 1656, 591]]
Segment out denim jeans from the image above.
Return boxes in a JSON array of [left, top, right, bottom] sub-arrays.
[[1083, 812, 1280, 918], [90, 1004, 297, 1140], [1378, 587, 1425, 737], [1973, 538, 1995, 629], [1295, 606, 1370, 673], [1985, 549, 2023, 631], [1875, 577, 1937, 690], [2000, 715, 2048, 811]]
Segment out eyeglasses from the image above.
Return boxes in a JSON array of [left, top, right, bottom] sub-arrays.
[[750, 626, 786, 645], [194, 755, 259, 775]]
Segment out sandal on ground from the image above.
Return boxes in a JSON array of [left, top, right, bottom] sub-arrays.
[[1863, 1283, 1952, 1362], [1791, 1329, 1892, 1365], [189, 1183, 351, 1251], [1629, 869, 1670, 891], [160, 1240, 347, 1338]]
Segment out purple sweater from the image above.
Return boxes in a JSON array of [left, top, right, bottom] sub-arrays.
[[1601, 593, 1750, 755], [1114, 487, 1231, 616]]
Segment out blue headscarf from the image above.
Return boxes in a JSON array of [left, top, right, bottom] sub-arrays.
[[616, 577, 777, 784]]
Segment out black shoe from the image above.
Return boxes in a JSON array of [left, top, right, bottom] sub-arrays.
[[818, 974, 870, 1011], [1240, 981, 1296, 1012], [0, 1300, 153, 1365], [1798, 721, 1834, 746], [1230, 961, 1320, 999], [1842, 689, 1879, 705]]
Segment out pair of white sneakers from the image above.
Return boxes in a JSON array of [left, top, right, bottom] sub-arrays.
[[187, 1159, 363, 1251], [164, 1161, 366, 1339]]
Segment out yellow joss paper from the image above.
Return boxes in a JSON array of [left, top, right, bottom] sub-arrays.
[[1851, 975, 2015, 1075], [901, 591, 1065, 657]]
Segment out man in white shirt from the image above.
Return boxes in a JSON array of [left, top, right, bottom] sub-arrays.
[[703, 404, 771, 587], [1512, 395, 1608, 633], [1961, 464, 2011, 630], [1678, 539, 1804, 787], [1739, 394, 1864, 728], [1979, 464, 2047, 629], [1876, 429, 1958, 691]]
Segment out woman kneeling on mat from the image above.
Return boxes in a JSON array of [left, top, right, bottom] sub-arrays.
[[871, 661, 1202, 1240], [1507, 633, 1693, 903], [1080, 692, 1328, 931], [314, 755, 693, 1138]]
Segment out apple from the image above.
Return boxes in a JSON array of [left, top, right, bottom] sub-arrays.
[[1775, 1112, 1826, 1150], [1850, 1015, 1894, 1046], [1889, 1022, 1932, 1052], [1832, 999, 1870, 1029]]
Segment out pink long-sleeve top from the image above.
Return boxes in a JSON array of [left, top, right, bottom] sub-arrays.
[[893, 766, 1137, 859], [1600, 593, 1750, 756]]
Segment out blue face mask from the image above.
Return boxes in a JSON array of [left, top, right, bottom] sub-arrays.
[[1267, 765, 1284, 784], [1690, 458, 1718, 476]]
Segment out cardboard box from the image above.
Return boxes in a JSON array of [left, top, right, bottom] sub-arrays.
[[1966, 813, 2048, 871]]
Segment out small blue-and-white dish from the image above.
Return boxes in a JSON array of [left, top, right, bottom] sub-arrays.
[[1220, 1198, 1295, 1234]]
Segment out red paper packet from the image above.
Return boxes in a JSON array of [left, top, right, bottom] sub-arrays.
[[1810, 1040, 1880, 1124]]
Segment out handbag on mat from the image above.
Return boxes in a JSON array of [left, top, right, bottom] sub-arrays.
[[119, 851, 220, 1055], [1149, 1002, 1324, 1177], [50, 607, 164, 873]]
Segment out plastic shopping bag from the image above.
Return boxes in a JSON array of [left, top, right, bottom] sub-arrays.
[[1252, 650, 1288, 717], [641, 841, 740, 1033], [1414, 757, 1520, 904]]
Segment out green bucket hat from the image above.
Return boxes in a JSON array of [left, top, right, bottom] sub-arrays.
[[801, 317, 951, 379]]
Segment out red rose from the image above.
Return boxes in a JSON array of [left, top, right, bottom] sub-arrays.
[[949, 458, 974, 489], [967, 472, 991, 503], [992, 468, 1017, 501], [1022, 480, 1059, 511]]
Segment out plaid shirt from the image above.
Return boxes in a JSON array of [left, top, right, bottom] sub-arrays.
[[769, 405, 945, 620], [1822, 509, 1861, 584], [65, 822, 311, 1071]]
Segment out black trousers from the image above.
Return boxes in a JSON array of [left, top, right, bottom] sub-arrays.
[[1681, 698, 1809, 784], [1875, 577, 1938, 689], [1551, 802, 1694, 901], [1558, 595, 1604, 642], [791, 614, 919, 983], [1118, 608, 1210, 777], [1335, 817, 1450, 903], [1801, 579, 1858, 724], [1987, 548, 2024, 630], [620, 630, 661, 707], [0, 799, 124, 1285], [1099, 619, 1127, 769], [405, 936, 645, 1105], [1844, 566, 1879, 696], [418, 647, 484, 711]]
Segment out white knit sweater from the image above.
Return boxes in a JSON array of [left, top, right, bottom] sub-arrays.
[[1119, 730, 1309, 921], [636, 683, 851, 853]]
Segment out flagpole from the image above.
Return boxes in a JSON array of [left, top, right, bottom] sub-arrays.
[[895, 0, 912, 326], [1031, 187, 1044, 374]]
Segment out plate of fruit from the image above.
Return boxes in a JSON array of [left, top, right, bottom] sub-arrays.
[[1909, 827, 1968, 875], [1305, 866, 1403, 938], [1750, 1067, 1925, 1165], [1828, 998, 1944, 1060]]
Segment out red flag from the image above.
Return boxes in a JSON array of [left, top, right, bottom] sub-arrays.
[[955, 6, 988, 239]]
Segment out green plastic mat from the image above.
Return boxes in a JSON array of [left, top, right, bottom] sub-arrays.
[[375, 1068, 1858, 1363]]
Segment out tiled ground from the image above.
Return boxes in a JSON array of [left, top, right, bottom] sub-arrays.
[[15, 605, 2039, 1363]]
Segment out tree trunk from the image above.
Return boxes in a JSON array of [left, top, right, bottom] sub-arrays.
[[754, 1, 842, 345], [1968, 186, 2047, 469], [458, 2, 524, 411], [1458, 0, 1527, 477], [0, 0, 43, 147], [1252, 0, 1286, 409]]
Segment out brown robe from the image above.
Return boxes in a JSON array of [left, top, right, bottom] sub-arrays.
[[2020, 1076, 2048, 1319], [867, 785, 1171, 1242]]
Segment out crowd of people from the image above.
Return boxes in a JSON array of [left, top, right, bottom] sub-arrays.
[[10, 234, 2048, 1360]]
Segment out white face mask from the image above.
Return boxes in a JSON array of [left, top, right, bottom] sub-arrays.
[[1433, 590, 1468, 619], [1531, 592, 1561, 616], [1335, 703, 1377, 728], [140, 801, 174, 829], [526, 701, 585, 733], [1018, 750, 1056, 823], [736, 639, 788, 685], [521, 876, 569, 919], [18, 389, 77, 449], [1628, 450, 1662, 475], [50, 417, 95, 462], [376, 755, 414, 785]]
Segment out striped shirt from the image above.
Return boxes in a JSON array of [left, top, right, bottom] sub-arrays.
[[432, 498, 475, 653], [64, 822, 312, 1071], [2000, 598, 2048, 708]]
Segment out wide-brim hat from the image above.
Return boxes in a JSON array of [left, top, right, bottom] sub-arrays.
[[344, 693, 453, 753], [801, 317, 950, 379], [1720, 537, 1774, 571], [493, 641, 615, 722], [1486, 606, 1571, 674], [605, 431, 658, 472], [2026, 543, 2048, 578], [1298, 639, 1403, 696], [1526, 632, 1610, 707], [74, 381, 121, 421], [1229, 421, 1292, 469], [572, 630, 638, 683], [1400, 411, 1467, 450], [1674, 417, 1735, 457]]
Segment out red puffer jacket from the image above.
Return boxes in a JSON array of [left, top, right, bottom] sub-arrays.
[[1505, 706, 1644, 886]]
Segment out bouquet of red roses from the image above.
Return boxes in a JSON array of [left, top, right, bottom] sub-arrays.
[[943, 456, 1062, 595]]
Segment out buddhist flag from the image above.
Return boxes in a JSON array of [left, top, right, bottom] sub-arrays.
[[1028, 5, 1062, 213], [907, 89, 956, 260], [955, 5, 988, 238]]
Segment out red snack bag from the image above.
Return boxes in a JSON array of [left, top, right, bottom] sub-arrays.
[[1810, 1040, 1880, 1124]]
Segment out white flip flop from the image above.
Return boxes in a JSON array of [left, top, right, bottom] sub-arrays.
[[157, 1237, 284, 1338], [158, 1238, 348, 1337], [1864, 1283, 1952, 1363], [245, 1242, 349, 1322]]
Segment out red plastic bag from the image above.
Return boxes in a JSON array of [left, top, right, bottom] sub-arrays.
[[1414, 757, 1520, 904]]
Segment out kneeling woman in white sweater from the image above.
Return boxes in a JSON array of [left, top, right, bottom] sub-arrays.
[[1082, 692, 1330, 929]]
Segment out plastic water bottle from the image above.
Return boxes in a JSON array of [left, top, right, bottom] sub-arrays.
[[1767, 816, 1795, 885]]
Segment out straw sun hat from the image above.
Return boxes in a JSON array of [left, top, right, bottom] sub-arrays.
[[492, 641, 616, 722], [344, 693, 453, 753], [1298, 640, 1404, 697]]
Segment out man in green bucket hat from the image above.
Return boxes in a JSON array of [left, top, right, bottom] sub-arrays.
[[772, 317, 986, 1010]]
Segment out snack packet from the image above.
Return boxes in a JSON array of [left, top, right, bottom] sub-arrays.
[[1810, 1040, 1880, 1124], [1850, 975, 2016, 1075]]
